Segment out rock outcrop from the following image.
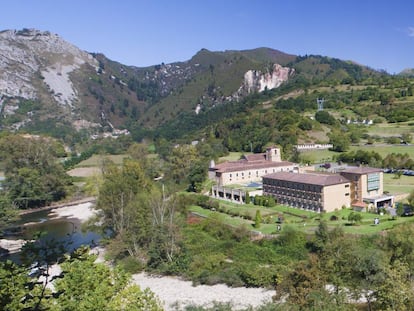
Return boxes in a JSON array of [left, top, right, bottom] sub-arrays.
[[239, 64, 294, 94], [0, 29, 98, 105]]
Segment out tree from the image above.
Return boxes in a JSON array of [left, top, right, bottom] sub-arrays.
[[0, 194, 18, 231], [0, 247, 163, 311], [375, 261, 414, 311], [245, 191, 250, 204], [0, 135, 71, 209], [53, 249, 129, 311], [407, 189, 414, 208], [108, 285, 163, 311], [166, 145, 199, 185], [275, 254, 331, 309], [401, 133, 412, 144], [254, 210, 262, 228], [315, 110, 337, 125], [329, 130, 350, 152], [96, 159, 152, 258], [347, 247, 388, 310], [0, 260, 34, 310], [348, 212, 362, 224], [187, 161, 207, 193], [147, 191, 184, 270]]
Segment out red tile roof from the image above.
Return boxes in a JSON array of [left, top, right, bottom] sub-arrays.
[[352, 201, 366, 208], [211, 160, 295, 173], [263, 171, 350, 186]]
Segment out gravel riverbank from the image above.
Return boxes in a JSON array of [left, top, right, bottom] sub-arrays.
[[132, 272, 276, 311]]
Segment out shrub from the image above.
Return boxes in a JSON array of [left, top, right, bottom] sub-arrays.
[[254, 210, 262, 228]]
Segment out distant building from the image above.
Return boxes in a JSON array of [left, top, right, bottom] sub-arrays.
[[209, 147, 298, 186], [295, 143, 333, 151], [262, 166, 393, 213]]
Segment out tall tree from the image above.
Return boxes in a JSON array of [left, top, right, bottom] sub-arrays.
[[96, 159, 152, 258], [0, 135, 70, 209]]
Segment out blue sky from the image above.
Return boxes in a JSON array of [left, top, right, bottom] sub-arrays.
[[2, 0, 413, 73]]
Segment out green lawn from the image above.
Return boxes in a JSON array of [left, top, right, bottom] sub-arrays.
[[366, 122, 414, 137], [383, 173, 414, 195], [75, 154, 128, 167], [299, 149, 339, 163], [218, 152, 251, 162], [189, 200, 414, 236]]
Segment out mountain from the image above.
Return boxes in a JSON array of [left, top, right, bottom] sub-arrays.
[[0, 29, 148, 140], [399, 68, 414, 77], [0, 28, 388, 143]]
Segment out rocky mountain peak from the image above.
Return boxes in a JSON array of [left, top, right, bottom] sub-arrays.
[[0, 28, 97, 104]]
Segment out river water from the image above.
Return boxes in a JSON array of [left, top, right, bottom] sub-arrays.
[[1, 203, 101, 261]]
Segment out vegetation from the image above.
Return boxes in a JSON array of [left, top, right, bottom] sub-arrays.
[[0, 134, 71, 210], [0, 246, 162, 311], [2, 48, 414, 310]]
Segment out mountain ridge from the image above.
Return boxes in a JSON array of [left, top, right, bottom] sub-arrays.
[[0, 28, 405, 143]]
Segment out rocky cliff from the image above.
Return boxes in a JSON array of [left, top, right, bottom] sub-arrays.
[[239, 64, 294, 94], [0, 29, 97, 105]]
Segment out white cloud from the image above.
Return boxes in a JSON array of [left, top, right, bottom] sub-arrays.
[[408, 27, 414, 37]]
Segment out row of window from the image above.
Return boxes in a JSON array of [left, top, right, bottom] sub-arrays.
[[264, 179, 322, 192], [277, 197, 322, 211], [265, 188, 322, 201]]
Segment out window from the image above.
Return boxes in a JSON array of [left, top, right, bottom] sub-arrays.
[[345, 193, 350, 196], [367, 173, 380, 191], [345, 184, 350, 188]]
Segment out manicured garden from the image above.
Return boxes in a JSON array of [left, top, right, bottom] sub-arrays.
[[189, 197, 414, 236]]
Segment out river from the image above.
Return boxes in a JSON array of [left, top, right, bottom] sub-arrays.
[[1, 202, 101, 261]]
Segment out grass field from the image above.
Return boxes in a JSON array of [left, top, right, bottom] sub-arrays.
[[75, 154, 128, 167], [189, 200, 414, 236], [383, 173, 414, 195], [366, 122, 414, 137], [218, 152, 251, 162]]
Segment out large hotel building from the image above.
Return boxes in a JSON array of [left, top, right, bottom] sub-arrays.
[[263, 167, 394, 213], [209, 147, 393, 213]]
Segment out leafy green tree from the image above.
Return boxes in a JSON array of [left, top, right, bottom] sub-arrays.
[[275, 254, 330, 309], [329, 130, 350, 152], [0, 135, 70, 209], [147, 191, 184, 270], [96, 159, 152, 258], [54, 250, 130, 311], [347, 212, 362, 224], [0, 260, 35, 311], [108, 285, 163, 311], [408, 189, 414, 208], [187, 161, 207, 193], [0, 194, 18, 231], [245, 191, 250, 204], [254, 210, 262, 228], [347, 247, 388, 310], [401, 133, 412, 143], [375, 261, 414, 311], [315, 110, 337, 125], [0, 246, 163, 311], [166, 145, 199, 185]]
